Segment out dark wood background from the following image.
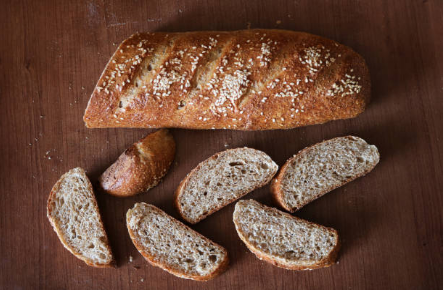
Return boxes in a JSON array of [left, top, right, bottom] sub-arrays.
[[1, 0, 442, 289]]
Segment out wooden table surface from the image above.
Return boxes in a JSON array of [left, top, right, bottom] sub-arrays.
[[1, 0, 442, 289]]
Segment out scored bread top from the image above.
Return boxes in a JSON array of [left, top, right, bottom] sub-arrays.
[[175, 147, 278, 224], [126, 203, 229, 281], [84, 29, 370, 130], [233, 199, 340, 270], [47, 167, 114, 267], [271, 136, 380, 212]]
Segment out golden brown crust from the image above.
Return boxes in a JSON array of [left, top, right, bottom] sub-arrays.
[[47, 168, 115, 268], [271, 136, 379, 212], [99, 129, 175, 197], [174, 148, 278, 224], [233, 200, 340, 270], [126, 203, 229, 281], [84, 29, 370, 130]]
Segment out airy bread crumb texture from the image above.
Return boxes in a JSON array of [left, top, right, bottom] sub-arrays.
[[278, 136, 379, 211], [233, 199, 339, 270], [177, 147, 278, 223], [127, 203, 228, 280], [47, 168, 113, 267]]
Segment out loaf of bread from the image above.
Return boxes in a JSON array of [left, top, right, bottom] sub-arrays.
[[47, 168, 114, 267], [175, 147, 278, 224], [84, 29, 370, 130], [233, 199, 340, 270], [99, 129, 175, 197], [271, 136, 379, 212], [126, 202, 229, 281]]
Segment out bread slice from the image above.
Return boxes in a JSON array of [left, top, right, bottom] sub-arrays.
[[99, 129, 175, 197], [233, 199, 340, 270], [174, 147, 278, 224], [47, 167, 114, 267], [126, 203, 229, 281], [271, 136, 379, 212]]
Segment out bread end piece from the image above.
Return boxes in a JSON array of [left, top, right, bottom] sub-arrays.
[[233, 199, 340, 270], [271, 136, 379, 212], [47, 167, 115, 268], [99, 129, 175, 197]]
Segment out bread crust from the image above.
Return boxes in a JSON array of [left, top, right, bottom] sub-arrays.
[[126, 203, 229, 281], [99, 129, 175, 197], [233, 200, 340, 270], [271, 136, 379, 212], [174, 148, 278, 224], [84, 29, 370, 130], [47, 168, 115, 268]]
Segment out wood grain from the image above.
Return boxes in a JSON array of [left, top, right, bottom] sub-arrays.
[[0, 0, 442, 289]]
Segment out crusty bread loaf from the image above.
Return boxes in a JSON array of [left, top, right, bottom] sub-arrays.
[[47, 167, 114, 267], [233, 199, 340, 270], [271, 136, 380, 212], [84, 29, 370, 130], [126, 202, 229, 281], [175, 147, 278, 224], [99, 129, 175, 197]]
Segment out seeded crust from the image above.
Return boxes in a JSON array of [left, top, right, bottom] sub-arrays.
[[233, 200, 340, 270], [47, 168, 115, 268], [174, 147, 278, 224], [271, 136, 380, 212], [99, 129, 175, 197], [84, 29, 370, 130], [126, 203, 229, 281]]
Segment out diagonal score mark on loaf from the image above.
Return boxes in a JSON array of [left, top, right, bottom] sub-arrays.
[[237, 40, 295, 108], [117, 35, 178, 111], [184, 37, 234, 104]]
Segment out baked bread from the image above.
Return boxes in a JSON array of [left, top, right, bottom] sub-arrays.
[[84, 29, 370, 130], [175, 147, 278, 224], [47, 167, 114, 267], [126, 202, 229, 281], [99, 129, 175, 197], [271, 136, 380, 212], [233, 199, 340, 270]]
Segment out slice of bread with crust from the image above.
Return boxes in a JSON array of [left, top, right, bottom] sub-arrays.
[[47, 167, 114, 267], [100, 129, 175, 197], [174, 147, 278, 224], [271, 136, 379, 212], [126, 202, 229, 281], [233, 199, 340, 270]]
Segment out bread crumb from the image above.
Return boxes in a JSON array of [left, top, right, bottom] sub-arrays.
[[129, 255, 133, 263], [276, 20, 281, 25], [140, 278, 144, 282]]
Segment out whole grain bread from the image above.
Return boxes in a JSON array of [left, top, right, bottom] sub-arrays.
[[271, 136, 380, 212], [126, 202, 229, 281], [47, 167, 114, 267], [99, 129, 175, 197], [233, 199, 340, 270], [84, 29, 370, 130], [175, 147, 278, 224]]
